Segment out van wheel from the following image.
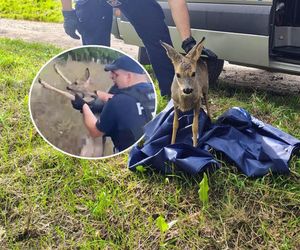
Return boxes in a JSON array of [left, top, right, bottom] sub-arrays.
[[206, 58, 224, 88]]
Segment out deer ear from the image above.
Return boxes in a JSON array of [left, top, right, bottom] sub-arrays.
[[84, 68, 90, 80], [83, 68, 91, 88], [160, 41, 182, 64], [186, 37, 205, 62]]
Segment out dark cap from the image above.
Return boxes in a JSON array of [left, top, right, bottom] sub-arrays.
[[104, 56, 145, 74]]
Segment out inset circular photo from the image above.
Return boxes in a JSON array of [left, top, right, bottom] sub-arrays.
[[29, 46, 157, 159]]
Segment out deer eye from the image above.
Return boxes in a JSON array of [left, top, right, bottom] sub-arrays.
[[176, 73, 181, 78], [191, 72, 196, 77], [74, 82, 78, 85]]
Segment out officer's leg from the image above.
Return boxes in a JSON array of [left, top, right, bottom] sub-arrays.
[[142, 37, 174, 97], [120, 0, 174, 97], [75, 0, 113, 46]]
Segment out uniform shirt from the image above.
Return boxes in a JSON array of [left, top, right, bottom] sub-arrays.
[[96, 82, 155, 151]]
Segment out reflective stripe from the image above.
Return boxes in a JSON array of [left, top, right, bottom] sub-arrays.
[[136, 102, 144, 115], [106, 0, 122, 7]]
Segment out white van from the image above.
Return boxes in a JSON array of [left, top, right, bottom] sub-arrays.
[[112, 0, 300, 83]]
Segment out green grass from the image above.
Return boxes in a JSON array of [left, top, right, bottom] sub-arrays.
[[0, 0, 62, 22], [0, 38, 300, 249]]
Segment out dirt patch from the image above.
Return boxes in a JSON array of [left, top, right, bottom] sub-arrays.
[[219, 62, 300, 95], [0, 18, 138, 57], [1, 18, 300, 95]]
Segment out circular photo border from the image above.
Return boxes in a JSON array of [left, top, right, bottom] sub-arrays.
[[29, 45, 158, 160]]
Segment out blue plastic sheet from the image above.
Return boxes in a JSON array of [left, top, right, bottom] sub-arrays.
[[128, 101, 300, 177]]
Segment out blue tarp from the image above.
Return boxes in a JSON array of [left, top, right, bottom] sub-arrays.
[[128, 101, 300, 177]]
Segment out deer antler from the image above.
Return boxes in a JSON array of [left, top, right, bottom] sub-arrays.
[[54, 64, 73, 85], [38, 78, 75, 100]]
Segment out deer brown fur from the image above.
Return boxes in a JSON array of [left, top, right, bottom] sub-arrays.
[[161, 37, 211, 147]]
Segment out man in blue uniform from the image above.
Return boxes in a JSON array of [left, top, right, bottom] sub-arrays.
[[60, 0, 216, 97], [71, 56, 156, 152]]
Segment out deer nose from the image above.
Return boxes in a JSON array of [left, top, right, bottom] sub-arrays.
[[183, 88, 193, 95]]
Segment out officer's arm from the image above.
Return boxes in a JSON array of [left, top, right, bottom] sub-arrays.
[[167, 0, 191, 41], [61, 0, 72, 10], [95, 90, 114, 102], [82, 104, 104, 138]]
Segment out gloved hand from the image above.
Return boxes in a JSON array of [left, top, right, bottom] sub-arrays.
[[62, 10, 80, 40], [181, 36, 197, 54], [202, 47, 218, 60], [71, 94, 86, 112], [87, 96, 105, 114], [181, 36, 218, 59]]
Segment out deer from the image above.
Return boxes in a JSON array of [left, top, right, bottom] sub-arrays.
[[38, 63, 109, 157], [38, 64, 97, 101], [161, 37, 211, 147]]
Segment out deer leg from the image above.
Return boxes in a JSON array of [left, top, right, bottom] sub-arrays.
[[171, 107, 179, 144], [92, 137, 104, 157], [192, 107, 199, 147], [38, 79, 75, 100], [203, 92, 211, 119], [80, 136, 103, 157]]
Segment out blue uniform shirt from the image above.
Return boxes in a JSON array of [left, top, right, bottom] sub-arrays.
[[96, 82, 155, 151]]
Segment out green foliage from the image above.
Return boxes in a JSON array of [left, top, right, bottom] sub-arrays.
[[0, 39, 61, 160], [58, 47, 123, 63], [90, 190, 113, 219], [156, 215, 169, 234], [0, 38, 299, 249], [0, 0, 62, 22], [135, 165, 146, 173], [155, 215, 178, 245], [198, 173, 209, 208]]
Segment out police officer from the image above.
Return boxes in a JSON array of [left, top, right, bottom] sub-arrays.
[[71, 55, 155, 152], [60, 0, 216, 97]]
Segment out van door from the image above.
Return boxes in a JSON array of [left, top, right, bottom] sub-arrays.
[[270, 0, 300, 64]]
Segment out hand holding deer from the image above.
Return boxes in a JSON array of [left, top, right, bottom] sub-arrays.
[[38, 63, 108, 157]]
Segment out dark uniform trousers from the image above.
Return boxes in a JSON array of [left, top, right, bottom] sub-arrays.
[[75, 0, 174, 96]]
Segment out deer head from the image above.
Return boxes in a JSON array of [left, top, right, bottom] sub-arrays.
[[161, 37, 205, 96], [54, 64, 96, 100]]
